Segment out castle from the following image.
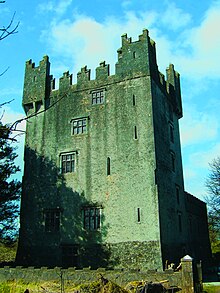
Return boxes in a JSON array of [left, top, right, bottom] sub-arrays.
[[16, 29, 211, 270]]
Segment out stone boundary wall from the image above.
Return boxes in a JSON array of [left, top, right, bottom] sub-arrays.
[[0, 257, 200, 293]]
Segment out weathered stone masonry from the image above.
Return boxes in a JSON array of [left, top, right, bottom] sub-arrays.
[[16, 29, 211, 270]]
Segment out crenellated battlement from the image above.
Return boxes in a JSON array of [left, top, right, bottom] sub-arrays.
[[59, 71, 73, 90], [22, 29, 182, 118], [77, 65, 91, 85], [25, 55, 49, 69], [96, 61, 110, 80]]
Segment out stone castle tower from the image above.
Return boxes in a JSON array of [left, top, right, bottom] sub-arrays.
[[16, 29, 211, 270]]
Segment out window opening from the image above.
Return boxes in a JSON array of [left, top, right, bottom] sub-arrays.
[[44, 209, 60, 232], [134, 126, 138, 139], [91, 89, 105, 105], [178, 213, 182, 233], [35, 101, 42, 112], [24, 103, 34, 114], [83, 207, 101, 230], [107, 157, 111, 176], [72, 118, 87, 135], [133, 94, 136, 106], [61, 153, 75, 174], [137, 208, 141, 223]]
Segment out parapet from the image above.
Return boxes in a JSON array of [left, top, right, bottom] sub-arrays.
[[77, 66, 91, 85], [22, 30, 182, 119], [96, 61, 110, 80], [59, 71, 73, 91]]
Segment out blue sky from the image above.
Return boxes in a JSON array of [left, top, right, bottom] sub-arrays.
[[0, 0, 220, 200]]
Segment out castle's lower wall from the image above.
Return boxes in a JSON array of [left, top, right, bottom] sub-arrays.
[[107, 241, 163, 271], [16, 241, 163, 271]]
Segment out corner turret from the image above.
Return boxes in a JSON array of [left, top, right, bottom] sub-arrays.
[[115, 29, 159, 78], [166, 64, 182, 118], [22, 56, 53, 115]]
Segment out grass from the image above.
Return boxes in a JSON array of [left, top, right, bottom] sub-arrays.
[[0, 279, 130, 293], [0, 280, 40, 293], [203, 283, 220, 293]]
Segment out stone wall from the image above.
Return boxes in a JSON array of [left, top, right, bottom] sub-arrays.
[[0, 256, 200, 293]]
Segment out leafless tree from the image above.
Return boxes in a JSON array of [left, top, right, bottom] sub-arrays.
[[0, 2, 19, 41], [0, 1, 19, 76], [205, 157, 220, 254]]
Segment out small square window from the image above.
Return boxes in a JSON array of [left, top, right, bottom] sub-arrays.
[[83, 207, 101, 231], [44, 209, 60, 232], [91, 89, 105, 105], [61, 152, 75, 174], [72, 118, 87, 135]]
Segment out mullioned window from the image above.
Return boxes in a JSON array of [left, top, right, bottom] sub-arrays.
[[91, 89, 105, 105], [72, 118, 87, 135], [83, 207, 101, 230], [61, 152, 75, 174], [44, 209, 60, 232]]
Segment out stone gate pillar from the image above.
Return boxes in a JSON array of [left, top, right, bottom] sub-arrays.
[[181, 255, 194, 293]]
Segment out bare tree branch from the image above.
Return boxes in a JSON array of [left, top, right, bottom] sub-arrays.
[[0, 12, 19, 41], [0, 99, 14, 108], [0, 2, 20, 76], [9, 93, 68, 133], [0, 99, 14, 121], [0, 66, 9, 77]]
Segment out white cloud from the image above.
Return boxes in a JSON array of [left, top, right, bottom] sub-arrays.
[[161, 2, 191, 30], [173, 1, 220, 78], [46, 11, 159, 77], [36, 0, 220, 91], [38, 0, 73, 17], [38, 1, 54, 14], [55, 0, 73, 16], [189, 143, 220, 169], [180, 110, 219, 147], [121, 1, 132, 9], [182, 142, 220, 199], [42, 1, 220, 82]]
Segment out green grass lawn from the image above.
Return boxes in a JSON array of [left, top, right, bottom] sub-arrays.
[[203, 283, 220, 293]]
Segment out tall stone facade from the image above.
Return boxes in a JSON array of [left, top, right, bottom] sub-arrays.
[[16, 29, 211, 270]]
